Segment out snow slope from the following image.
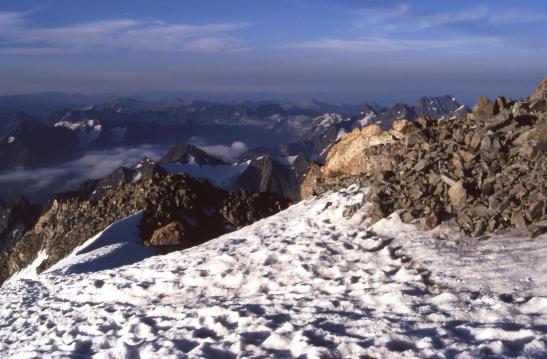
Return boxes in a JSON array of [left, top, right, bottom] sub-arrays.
[[160, 161, 249, 189], [0, 186, 546, 358]]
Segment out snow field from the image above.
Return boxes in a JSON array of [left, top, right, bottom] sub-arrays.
[[0, 185, 545, 358]]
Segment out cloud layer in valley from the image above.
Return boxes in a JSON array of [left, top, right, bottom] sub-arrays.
[[0, 145, 168, 201], [0, 141, 249, 202]]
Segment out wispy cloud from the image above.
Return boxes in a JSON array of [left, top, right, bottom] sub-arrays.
[[0, 12, 251, 54], [283, 36, 503, 52], [415, 7, 489, 29], [350, 3, 547, 31], [286, 3, 547, 53]]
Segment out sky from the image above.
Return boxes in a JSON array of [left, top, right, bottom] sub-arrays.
[[0, 0, 546, 105]]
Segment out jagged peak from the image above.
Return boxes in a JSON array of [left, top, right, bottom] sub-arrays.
[[159, 144, 226, 166]]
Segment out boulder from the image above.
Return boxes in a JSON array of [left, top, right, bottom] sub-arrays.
[[472, 96, 495, 120], [511, 212, 527, 230], [420, 212, 439, 231], [405, 130, 426, 147], [149, 221, 186, 246], [300, 163, 323, 199], [494, 96, 509, 113], [390, 119, 418, 140], [449, 181, 467, 209]]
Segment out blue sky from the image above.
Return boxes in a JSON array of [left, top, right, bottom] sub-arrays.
[[0, 0, 546, 105]]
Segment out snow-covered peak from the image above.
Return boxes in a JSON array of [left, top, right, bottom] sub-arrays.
[[359, 111, 378, 127], [312, 113, 346, 128], [54, 119, 102, 131], [54, 119, 103, 147]]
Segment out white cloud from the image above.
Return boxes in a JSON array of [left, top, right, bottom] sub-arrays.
[[188, 137, 249, 162], [200, 141, 248, 162], [0, 12, 251, 54], [349, 3, 547, 32]]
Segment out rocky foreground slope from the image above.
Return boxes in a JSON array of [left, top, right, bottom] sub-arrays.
[[302, 77, 547, 238], [0, 174, 289, 285]]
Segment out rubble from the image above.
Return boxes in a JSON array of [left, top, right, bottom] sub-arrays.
[[302, 77, 547, 238]]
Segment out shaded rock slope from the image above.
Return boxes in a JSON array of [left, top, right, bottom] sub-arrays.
[[302, 78, 547, 237], [0, 197, 42, 254], [0, 174, 289, 285]]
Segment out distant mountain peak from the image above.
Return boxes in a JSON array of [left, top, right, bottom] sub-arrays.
[[159, 144, 226, 166]]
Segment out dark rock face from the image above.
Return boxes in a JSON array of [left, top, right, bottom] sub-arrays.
[[160, 144, 226, 165], [236, 155, 310, 200], [0, 197, 42, 253], [0, 173, 290, 285], [376, 95, 467, 129], [305, 83, 547, 238], [0, 112, 42, 139], [0, 121, 78, 170]]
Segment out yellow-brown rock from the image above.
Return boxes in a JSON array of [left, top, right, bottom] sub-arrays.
[[300, 162, 322, 199], [389, 119, 419, 140], [149, 221, 186, 246], [322, 124, 396, 177]]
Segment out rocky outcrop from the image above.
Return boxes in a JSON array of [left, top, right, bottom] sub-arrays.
[[303, 79, 547, 238], [236, 155, 309, 200], [1, 174, 289, 285], [321, 124, 400, 177]]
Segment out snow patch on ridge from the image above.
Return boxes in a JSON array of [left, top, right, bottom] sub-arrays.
[[46, 211, 155, 276], [4, 250, 48, 285], [160, 162, 249, 189]]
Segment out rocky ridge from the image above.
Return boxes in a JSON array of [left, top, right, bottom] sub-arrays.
[[0, 174, 289, 285], [302, 78, 547, 238]]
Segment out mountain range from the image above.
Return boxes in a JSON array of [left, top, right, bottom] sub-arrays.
[[0, 95, 468, 174]]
